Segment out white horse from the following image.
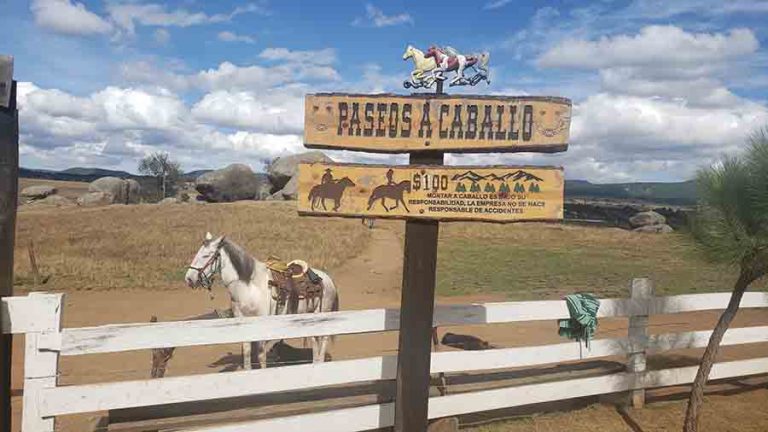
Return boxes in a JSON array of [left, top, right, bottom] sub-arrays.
[[185, 232, 339, 369], [403, 45, 438, 88]]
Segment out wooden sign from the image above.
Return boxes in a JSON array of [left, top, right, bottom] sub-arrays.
[[297, 163, 563, 222], [304, 93, 571, 154], [0, 55, 12, 109]]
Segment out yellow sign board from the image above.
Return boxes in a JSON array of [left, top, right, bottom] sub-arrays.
[[304, 93, 571, 154], [297, 163, 564, 222]]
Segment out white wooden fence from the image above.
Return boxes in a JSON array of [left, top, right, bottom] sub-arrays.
[[2, 281, 768, 432]]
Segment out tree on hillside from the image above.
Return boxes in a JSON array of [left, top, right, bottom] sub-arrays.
[[138, 152, 182, 199], [684, 128, 768, 431]]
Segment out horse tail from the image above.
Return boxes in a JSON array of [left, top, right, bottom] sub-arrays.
[[367, 189, 378, 209], [480, 52, 490, 69], [308, 187, 316, 202]]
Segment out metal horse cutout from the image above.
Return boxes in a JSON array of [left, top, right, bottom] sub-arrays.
[[403, 45, 490, 89]]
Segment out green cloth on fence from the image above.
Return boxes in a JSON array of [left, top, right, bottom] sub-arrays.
[[558, 293, 600, 349]]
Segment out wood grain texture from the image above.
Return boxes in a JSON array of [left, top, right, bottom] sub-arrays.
[[1, 294, 63, 334], [0, 79, 16, 432], [27, 292, 767, 356], [36, 325, 768, 417], [175, 357, 768, 432], [297, 163, 564, 222], [304, 94, 571, 153], [394, 151, 442, 432]]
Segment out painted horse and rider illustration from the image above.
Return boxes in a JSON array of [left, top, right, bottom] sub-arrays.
[[308, 168, 412, 214], [367, 168, 412, 213], [403, 45, 490, 89], [308, 168, 356, 211]]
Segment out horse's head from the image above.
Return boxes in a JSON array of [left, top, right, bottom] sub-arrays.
[[424, 46, 437, 58], [340, 177, 356, 187], [185, 232, 225, 290], [401, 180, 412, 193], [403, 45, 414, 60]]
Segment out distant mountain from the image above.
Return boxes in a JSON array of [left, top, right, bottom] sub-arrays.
[[565, 179, 696, 206], [182, 170, 212, 181], [60, 167, 133, 177]]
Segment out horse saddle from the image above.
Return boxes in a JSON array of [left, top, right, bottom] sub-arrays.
[[266, 256, 323, 314]]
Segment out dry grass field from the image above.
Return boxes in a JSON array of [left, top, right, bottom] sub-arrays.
[[18, 178, 90, 200], [436, 222, 762, 299], [13, 197, 761, 298], [13, 201, 371, 291]]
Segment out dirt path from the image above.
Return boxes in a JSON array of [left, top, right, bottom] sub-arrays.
[[8, 222, 768, 431]]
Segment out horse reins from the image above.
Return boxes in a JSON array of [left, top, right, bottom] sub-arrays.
[[189, 241, 225, 296]]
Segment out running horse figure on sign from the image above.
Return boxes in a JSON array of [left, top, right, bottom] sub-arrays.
[[424, 45, 490, 87], [402, 45, 438, 89], [185, 233, 340, 370], [368, 180, 412, 213]]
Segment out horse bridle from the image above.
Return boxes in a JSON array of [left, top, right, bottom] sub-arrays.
[[188, 240, 225, 292]]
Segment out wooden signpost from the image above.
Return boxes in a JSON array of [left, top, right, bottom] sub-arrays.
[[304, 94, 571, 153], [0, 54, 16, 432], [298, 46, 571, 431], [297, 163, 564, 222]]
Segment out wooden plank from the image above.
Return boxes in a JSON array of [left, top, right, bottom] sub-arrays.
[[53, 309, 402, 356], [647, 325, 768, 353], [651, 292, 768, 314], [36, 325, 768, 417], [395, 151, 443, 432], [40, 356, 398, 417], [177, 358, 768, 432], [297, 163, 564, 222], [0, 56, 11, 108], [22, 293, 63, 432], [626, 278, 652, 408], [49, 293, 763, 356], [0, 75, 15, 432], [183, 403, 394, 432], [304, 94, 571, 154], [1, 294, 65, 334]]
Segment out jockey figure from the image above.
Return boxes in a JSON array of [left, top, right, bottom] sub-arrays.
[[321, 168, 334, 185], [385, 168, 395, 185]]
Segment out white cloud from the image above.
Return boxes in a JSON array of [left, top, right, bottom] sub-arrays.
[[626, 0, 768, 19], [192, 88, 304, 134], [17, 81, 305, 172], [538, 26, 758, 70], [153, 29, 170, 45], [106, 2, 262, 34], [30, 0, 113, 36], [259, 48, 336, 65], [514, 24, 768, 181], [483, 0, 513, 10], [353, 4, 413, 27], [122, 56, 340, 92], [193, 62, 294, 91], [217, 31, 256, 44]]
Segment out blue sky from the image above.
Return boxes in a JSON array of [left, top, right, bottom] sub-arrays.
[[2, 0, 768, 182]]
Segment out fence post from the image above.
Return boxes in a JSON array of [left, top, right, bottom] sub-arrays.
[[626, 278, 652, 409], [0, 56, 17, 432], [22, 293, 63, 432]]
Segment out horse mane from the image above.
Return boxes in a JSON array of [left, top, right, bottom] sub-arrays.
[[221, 238, 255, 282]]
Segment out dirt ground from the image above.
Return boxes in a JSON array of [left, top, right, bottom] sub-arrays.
[[9, 220, 768, 431]]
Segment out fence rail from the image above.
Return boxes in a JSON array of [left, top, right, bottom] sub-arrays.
[[3, 283, 768, 432]]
